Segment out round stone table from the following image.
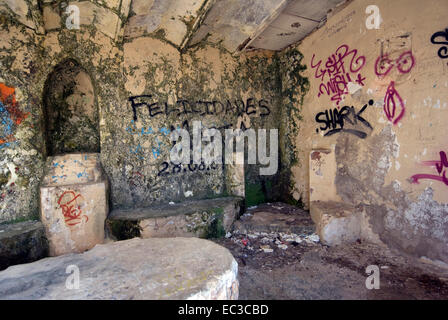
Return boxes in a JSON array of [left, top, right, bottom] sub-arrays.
[[0, 237, 239, 299]]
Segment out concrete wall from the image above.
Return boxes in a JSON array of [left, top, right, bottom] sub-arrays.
[[4, 0, 446, 267], [0, 0, 125, 223], [0, 1, 45, 222], [117, 39, 280, 208], [288, 0, 448, 264], [0, 0, 282, 222]]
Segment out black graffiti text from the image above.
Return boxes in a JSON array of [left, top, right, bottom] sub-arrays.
[[157, 160, 222, 177], [315, 100, 374, 139], [129, 96, 271, 122], [431, 28, 448, 59]]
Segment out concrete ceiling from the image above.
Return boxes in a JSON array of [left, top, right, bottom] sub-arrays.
[[188, 0, 289, 51], [247, 0, 346, 51], [124, 0, 347, 53], [190, 0, 347, 52], [0, 0, 347, 53]]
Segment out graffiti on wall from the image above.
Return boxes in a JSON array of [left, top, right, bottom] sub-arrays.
[[127, 117, 236, 166], [383, 81, 405, 125], [58, 191, 88, 227], [311, 44, 366, 106], [127, 96, 271, 163], [315, 100, 374, 139], [374, 51, 415, 77], [375, 51, 415, 125], [411, 151, 448, 187], [126, 120, 171, 161], [157, 161, 221, 177], [127, 119, 197, 162], [430, 28, 448, 60], [0, 83, 29, 149], [128, 96, 271, 122]]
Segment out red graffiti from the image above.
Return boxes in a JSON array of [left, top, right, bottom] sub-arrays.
[[311, 44, 366, 106], [0, 83, 30, 148], [384, 81, 405, 125], [0, 83, 29, 125], [375, 51, 415, 77], [57, 191, 88, 226], [411, 151, 448, 186]]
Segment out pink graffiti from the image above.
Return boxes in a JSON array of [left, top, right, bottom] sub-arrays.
[[384, 81, 405, 125], [411, 151, 448, 186], [375, 51, 415, 77], [311, 44, 366, 106]]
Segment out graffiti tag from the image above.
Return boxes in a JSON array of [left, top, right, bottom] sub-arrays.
[[430, 28, 448, 59], [375, 51, 415, 125], [383, 81, 405, 125], [411, 151, 448, 186], [58, 191, 88, 226], [315, 100, 374, 139], [311, 44, 366, 106], [375, 51, 415, 77]]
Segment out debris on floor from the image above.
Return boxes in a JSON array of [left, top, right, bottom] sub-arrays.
[[234, 202, 315, 235], [228, 229, 320, 252], [214, 202, 448, 300]]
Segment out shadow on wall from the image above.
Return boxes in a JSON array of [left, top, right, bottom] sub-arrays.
[[42, 59, 100, 156]]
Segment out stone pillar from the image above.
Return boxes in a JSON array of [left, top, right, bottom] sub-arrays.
[[40, 153, 109, 256]]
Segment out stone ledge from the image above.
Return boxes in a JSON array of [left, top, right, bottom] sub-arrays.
[[0, 221, 49, 271], [310, 200, 361, 246], [0, 237, 239, 300], [107, 197, 244, 240]]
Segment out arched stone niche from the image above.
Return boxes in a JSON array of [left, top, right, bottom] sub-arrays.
[[43, 59, 99, 156]]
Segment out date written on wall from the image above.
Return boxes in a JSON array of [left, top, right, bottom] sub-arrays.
[[158, 161, 222, 177]]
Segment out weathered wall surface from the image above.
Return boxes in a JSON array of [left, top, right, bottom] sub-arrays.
[[289, 0, 448, 263], [0, 0, 125, 223], [115, 38, 280, 209], [0, 2, 45, 223], [0, 0, 283, 222]]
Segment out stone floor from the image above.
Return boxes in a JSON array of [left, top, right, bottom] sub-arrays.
[[2, 202, 448, 300], [214, 203, 448, 300]]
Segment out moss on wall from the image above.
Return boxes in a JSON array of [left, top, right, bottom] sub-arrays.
[[275, 47, 310, 205], [43, 59, 100, 155], [0, 19, 46, 223], [245, 183, 265, 207], [0, 2, 310, 222], [205, 207, 226, 239]]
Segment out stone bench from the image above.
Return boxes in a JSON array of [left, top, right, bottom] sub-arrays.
[[107, 197, 244, 240], [0, 221, 48, 271], [0, 237, 238, 300]]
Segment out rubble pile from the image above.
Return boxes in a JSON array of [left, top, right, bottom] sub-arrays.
[[226, 228, 320, 253]]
